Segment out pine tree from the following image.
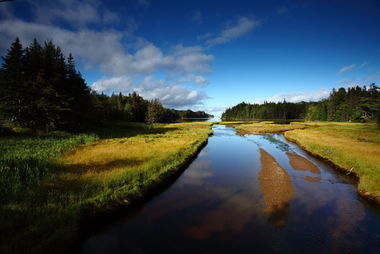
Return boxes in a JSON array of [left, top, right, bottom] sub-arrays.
[[64, 53, 91, 129], [0, 37, 27, 125], [23, 39, 43, 128]]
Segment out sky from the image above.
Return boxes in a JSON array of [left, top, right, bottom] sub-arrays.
[[1, 0, 380, 117]]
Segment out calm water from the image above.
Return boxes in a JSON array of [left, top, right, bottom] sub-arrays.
[[80, 125, 380, 254]]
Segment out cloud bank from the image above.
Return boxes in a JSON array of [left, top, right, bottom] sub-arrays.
[[92, 75, 209, 108]]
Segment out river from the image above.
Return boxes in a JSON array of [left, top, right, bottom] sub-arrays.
[[79, 125, 380, 253]]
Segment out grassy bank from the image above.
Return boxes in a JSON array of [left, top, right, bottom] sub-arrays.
[[223, 120, 380, 203], [0, 122, 212, 253], [284, 122, 380, 201], [223, 121, 306, 134]]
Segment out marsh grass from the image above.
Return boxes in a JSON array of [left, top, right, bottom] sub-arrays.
[[0, 122, 212, 253], [223, 121, 306, 134], [284, 122, 380, 198], [224, 120, 380, 202]]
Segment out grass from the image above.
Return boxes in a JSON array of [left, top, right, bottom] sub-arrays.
[[284, 122, 380, 199], [223, 121, 306, 134], [223, 120, 380, 202], [0, 122, 212, 254]]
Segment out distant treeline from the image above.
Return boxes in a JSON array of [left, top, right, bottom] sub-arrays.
[[222, 85, 380, 124], [0, 38, 212, 132]]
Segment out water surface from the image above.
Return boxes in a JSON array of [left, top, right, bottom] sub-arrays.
[[80, 125, 380, 253]]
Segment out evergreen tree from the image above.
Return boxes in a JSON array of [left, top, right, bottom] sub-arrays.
[[222, 85, 379, 123], [64, 53, 91, 129], [0, 37, 27, 125]]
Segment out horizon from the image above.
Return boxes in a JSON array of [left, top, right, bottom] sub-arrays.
[[1, 0, 379, 117]]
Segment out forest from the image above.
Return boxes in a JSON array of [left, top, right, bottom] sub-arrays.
[[222, 85, 380, 124], [0, 38, 212, 133]]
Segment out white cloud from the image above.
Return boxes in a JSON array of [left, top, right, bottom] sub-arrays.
[[362, 75, 380, 82], [251, 88, 330, 104], [0, 19, 213, 77], [0, 19, 125, 70], [191, 106, 225, 116], [205, 17, 260, 46], [359, 61, 368, 68], [91, 76, 134, 93], [178, 74, 209, 86], [197, 32, 213, 41], [92, 75, 209, 108], [28, 0, 119, 28], [0, 1, 214, 109], [339, 64, 356, 73]]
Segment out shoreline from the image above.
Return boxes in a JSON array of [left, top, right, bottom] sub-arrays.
[[284, 133, 380, 206], [70, 131, 213, 253], [0, 122, 214, 254], [283, 134, 360, 179], [221, 122, 380, 206]]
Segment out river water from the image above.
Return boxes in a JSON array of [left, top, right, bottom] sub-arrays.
[[79, 125, 380, 253]]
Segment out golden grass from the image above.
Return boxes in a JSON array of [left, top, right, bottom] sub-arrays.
[[61, 122, 212, 182], [1, 122, 213, 253], [223, 121, 306, 134], [285, 123, 380, 197], [223, 120, 380, 200]]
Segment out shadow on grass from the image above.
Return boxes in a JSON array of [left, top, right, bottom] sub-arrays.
[[87, 122, 179, 139], [1, 121, 178, 140], [67, 159, 144, 174]]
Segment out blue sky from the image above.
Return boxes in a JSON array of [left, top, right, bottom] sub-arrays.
[[1, 0, 379, 116]]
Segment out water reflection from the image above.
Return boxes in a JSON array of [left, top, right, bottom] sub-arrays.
[[79, 125, 380, 254], [262, 135, 291, 152], [179, 159, 213, 186], [185, 186, 257, 240], [258, 149, 295, 227]]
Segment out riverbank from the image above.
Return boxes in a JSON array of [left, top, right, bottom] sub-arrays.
[[223, 121, 380, 204], [223, 121, 307, 134], [0, 122, 212, 254]]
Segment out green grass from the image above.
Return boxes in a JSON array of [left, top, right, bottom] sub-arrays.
[[0, 122, 212, 254]]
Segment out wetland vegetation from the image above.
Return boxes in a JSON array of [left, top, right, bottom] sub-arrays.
[[0, 122, 212, 253]]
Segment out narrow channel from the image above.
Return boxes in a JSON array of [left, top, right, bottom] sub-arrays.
[[79, 125, 380, 253]]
